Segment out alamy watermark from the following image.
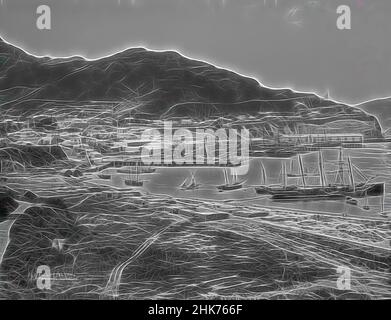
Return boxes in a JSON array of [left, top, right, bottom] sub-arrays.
[[36, 5, 51, 30], [337, 5, 352, 30], [33, 265, 77, 290], [31, 3, 356, 32], [36, 265, 51, 290], [336, 266, 351, 290], [140, 121, 250, 174]]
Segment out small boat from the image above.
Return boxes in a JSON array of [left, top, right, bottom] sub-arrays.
[[97, 174, 111, 180], [217, 182, 244, 192], [179, 171, 200, 191], [346, 197, 358, 205], [217, 168, 246, 192]]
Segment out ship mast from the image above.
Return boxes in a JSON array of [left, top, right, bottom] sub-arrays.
[[347, 156, 355, 192], [298, 154, 306, 188], [233, 169, 238, 184], [190, 171, 196, 186], [290, 158, 294, 174], [223, 169, 229, 186], [318, 151, 326, 187], [259, 161, 267, 185], [180, 177, 188, 188], [335, 148, 345, 185]]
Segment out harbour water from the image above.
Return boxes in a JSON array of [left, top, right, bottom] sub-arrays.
[[142, 145, 391, 218]]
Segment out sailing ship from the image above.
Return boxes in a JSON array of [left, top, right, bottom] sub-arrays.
[[217, 168, 246, 192], [124, 163, 143, 187], [179, 171, 200, 191], [255, 149, 385, 201], [286, 158, 318, 178]]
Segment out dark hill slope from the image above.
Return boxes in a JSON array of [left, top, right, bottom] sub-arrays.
[[0, 37, 382, 135]]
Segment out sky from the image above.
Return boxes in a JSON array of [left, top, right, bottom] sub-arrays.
[[0, 0, 390, 104]]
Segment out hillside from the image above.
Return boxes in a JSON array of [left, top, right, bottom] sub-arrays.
[[357, 98, 391, 131], [0, 37, 383, 136]]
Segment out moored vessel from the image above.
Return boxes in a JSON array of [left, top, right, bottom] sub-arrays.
[[255, 149, 385, 202]]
